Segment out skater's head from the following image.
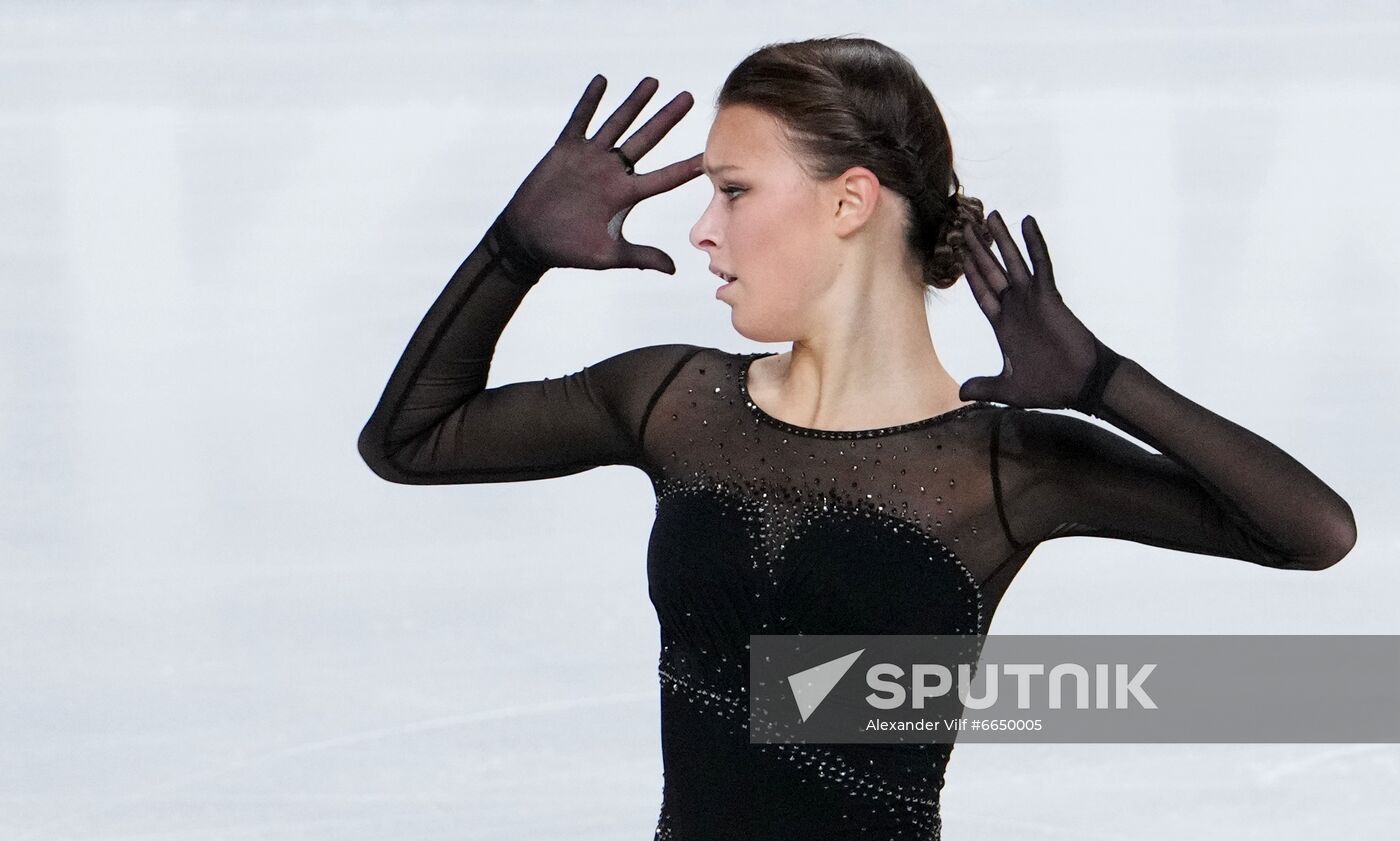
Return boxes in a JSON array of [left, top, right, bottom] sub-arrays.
[[690, 36, 988, 342]]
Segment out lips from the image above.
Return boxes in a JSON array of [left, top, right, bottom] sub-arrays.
[[710, 266, 738, 283]]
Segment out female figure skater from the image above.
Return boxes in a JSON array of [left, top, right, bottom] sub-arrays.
[[358, 37, 1355, 841]]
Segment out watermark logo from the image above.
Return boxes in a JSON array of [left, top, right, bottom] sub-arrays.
[[788, 648, 864, 722]]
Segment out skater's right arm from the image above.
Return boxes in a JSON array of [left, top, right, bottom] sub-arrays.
[[356, 74, 706, 485]]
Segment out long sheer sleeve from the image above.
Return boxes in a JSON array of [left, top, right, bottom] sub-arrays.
[[357, 211, 698, 485], [990, 353, 1357, 571]]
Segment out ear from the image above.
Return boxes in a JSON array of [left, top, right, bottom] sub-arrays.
[[831, 165, 882, 236]]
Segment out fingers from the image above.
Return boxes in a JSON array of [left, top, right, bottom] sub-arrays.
[[1021, 215, 1056, 289], [617, 89, 696, 165], [558, 74, 608, 144], [635, 152, 705, 198], [618, 241, 676, 274], [985, 210, 1032, 288], [959, 241, 1002, 318], [961, 218, 1009, 295], [959, 375, 1005, 403], [589, 76, 659, 149]]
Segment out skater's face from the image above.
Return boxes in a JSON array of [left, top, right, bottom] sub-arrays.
[[690, 104, 849, 343]]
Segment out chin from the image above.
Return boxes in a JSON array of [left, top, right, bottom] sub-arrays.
[[729, 308, 796, 344]]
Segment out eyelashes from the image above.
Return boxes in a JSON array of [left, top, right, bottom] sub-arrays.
[[720, 185, 745, 201]]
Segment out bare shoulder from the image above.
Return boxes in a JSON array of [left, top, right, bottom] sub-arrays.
[[744, 350, 788, 398]]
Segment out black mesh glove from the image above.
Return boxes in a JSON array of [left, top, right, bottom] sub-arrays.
[[492, 74, 705, 277], [955, 209, 1124, 414]]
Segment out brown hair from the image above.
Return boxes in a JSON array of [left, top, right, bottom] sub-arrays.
[[716, 36, 990, 295]]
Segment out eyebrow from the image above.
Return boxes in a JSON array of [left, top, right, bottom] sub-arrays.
[[703, 162, 743, 175]]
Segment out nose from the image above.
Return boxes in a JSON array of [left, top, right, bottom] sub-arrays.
[[689, 202, 718, 254]]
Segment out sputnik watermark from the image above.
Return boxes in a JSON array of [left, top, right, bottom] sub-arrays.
[[865, 660, 1157, 710], [749, 634, 1400, 744], [787, 648, 1155, 722]]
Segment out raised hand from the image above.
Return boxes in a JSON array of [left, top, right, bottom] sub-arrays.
[[956, 210, 1120, 411], [497, 74, 705, 274]]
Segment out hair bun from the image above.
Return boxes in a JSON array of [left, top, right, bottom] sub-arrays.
[[921, 187, 988, 290]]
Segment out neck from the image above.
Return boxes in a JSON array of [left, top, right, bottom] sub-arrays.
[[756, 254, 971, 431]]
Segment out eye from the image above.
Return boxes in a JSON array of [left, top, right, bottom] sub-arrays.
[[720, 185, 746, 201]]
